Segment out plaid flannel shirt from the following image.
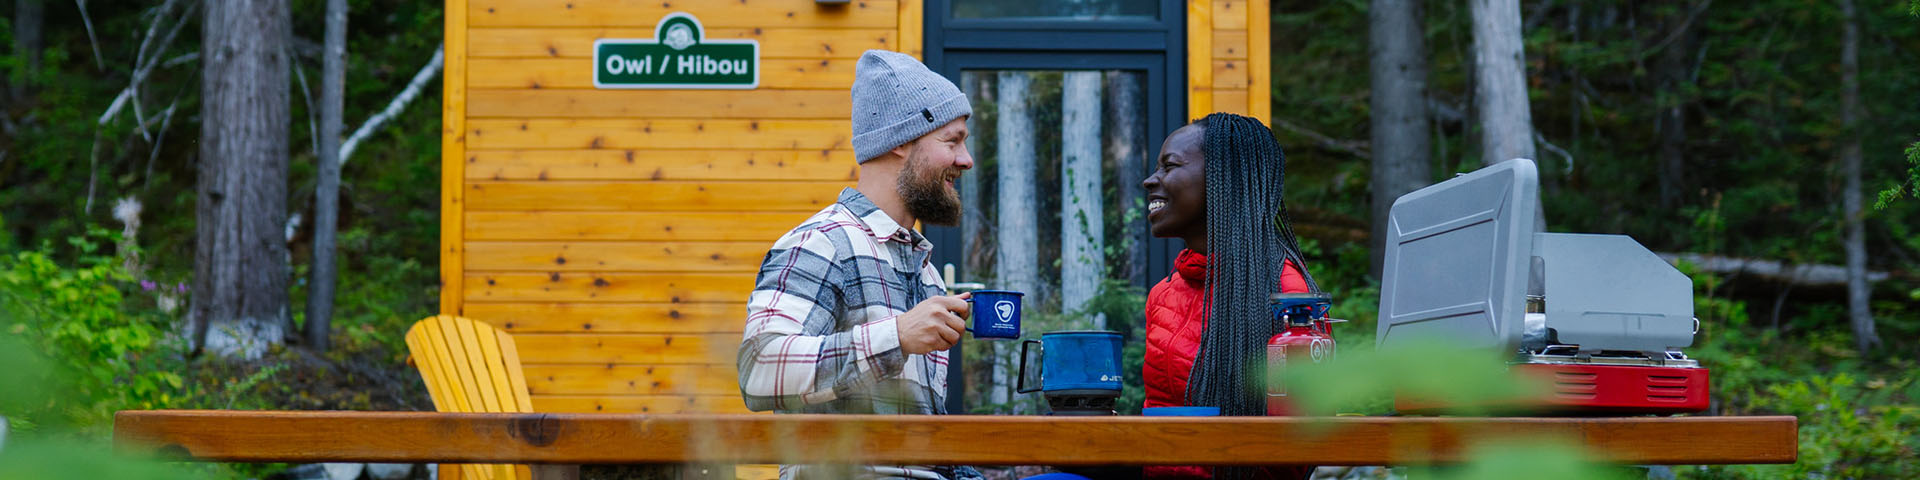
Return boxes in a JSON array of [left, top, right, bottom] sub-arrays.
[[737, 188, 959, 479], [738, 188, 949, 414]]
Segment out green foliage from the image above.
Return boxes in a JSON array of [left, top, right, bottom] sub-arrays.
[[0, 233, 282, 478], [1269, 2, 1920, 473], [0, 228, 183, 430], [0, 429, 203, 480], [1283, 342, 1545, 417], [1755, 374, 1919, 478], [1417, 441, 1633, 480], [1878, 139, 1920, 208], [1680, 265, 1920, 478]]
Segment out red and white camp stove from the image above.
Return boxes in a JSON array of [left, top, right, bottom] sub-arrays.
[[1377, 159, 1710, 415]]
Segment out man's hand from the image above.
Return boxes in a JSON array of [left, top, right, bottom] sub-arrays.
[[896, 293, 971, 355]]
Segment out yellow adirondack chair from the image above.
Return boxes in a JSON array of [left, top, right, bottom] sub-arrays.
[[405, 315, 776, 480], [404, 315, 533, 480]]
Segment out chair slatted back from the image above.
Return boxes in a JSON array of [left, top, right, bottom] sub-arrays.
[[404, 315, 533, 480]]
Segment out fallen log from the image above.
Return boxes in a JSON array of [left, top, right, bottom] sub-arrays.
[[1658, 252, 1889, 287]]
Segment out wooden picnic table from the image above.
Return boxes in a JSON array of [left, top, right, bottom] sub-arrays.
[[115, 410, 1796, 476]]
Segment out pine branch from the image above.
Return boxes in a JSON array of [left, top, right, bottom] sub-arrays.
[[1269, 117, 1371, 159]]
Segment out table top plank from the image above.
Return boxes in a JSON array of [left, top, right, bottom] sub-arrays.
[[113, 410, 1797, 466]]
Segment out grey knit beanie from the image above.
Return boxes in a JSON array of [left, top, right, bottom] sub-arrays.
[[851, 50, 972, 164]]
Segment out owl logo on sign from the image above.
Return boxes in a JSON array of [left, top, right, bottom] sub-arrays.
[[664, 23, 696, 50]]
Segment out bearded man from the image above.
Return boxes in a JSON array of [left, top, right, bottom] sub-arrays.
[[736, 50, 982, 480]]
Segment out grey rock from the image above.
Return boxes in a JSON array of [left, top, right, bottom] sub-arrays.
[[365, 463, 414, 480], [323, 463, 366, 480], [278, 464, 329, 480]]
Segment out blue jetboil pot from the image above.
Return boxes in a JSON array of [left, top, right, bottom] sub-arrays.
[[1017, 330, 1125, 415]]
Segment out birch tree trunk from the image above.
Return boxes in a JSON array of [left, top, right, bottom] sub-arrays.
[[1061, 71, 1105, 329], [1105, 71, 1147, 288], [193, 0, 292, 359], [1368, 0, 1431, 278], [306, 0, 347, 352], [1839, 0, 1878, 353], [1469, 0, 1535, 166], [995, 72, 1038, 413]]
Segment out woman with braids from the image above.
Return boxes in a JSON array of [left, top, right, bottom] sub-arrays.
[[1140, 113, 1319, 480]]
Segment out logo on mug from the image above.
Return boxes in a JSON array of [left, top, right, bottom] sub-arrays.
[[995, 301, 1016, 324]]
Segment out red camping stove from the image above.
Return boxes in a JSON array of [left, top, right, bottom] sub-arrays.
[[1377, 159, 1710, 415]]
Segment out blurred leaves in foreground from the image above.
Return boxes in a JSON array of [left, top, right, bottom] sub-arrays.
[[0, 335, 198, 480]]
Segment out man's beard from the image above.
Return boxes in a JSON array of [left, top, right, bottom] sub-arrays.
[[897, 154, 963, 226]]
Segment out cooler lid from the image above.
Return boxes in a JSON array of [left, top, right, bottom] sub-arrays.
[[1375, 159, 1539, 353]]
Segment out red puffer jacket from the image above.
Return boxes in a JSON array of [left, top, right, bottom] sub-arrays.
[[1143, 249, 1311, 480]]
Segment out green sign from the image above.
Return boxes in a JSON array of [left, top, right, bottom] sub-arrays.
[[593, 13, 759, 89]]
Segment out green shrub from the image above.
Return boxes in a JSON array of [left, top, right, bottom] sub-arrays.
[[0, 228, 184, 432]]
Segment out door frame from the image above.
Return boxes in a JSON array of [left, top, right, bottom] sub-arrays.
[[921, 0, 1189, 414]]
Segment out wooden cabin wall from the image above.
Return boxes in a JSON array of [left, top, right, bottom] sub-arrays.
[[442, 0, 1268, 415], [1190, 0, 1269, 121], [443, 0, 918, 415]]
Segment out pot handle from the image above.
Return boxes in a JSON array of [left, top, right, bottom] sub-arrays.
[[1016, 339, 1042, 394]]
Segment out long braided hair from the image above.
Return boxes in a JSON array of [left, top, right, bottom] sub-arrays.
[[1184, 113, 1320, 420]]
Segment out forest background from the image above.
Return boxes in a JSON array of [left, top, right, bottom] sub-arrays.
[[1, 0, 1918, 478]]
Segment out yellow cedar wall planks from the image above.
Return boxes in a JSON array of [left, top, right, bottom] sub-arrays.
[[467, 119, 850, 150], [1211, 60, 1247, 89], [1248, 0, 1271, 121], [465, 302, 747, 333], [1213, 30, 1247, 59], [468, 0, 900, 28], [465, 272, 755, 303], [468, 28, 893, 59], [510, 333, 739, 365], [1186, 0, 1212, 119], [469, 58, 861, 90], [530, 394, 750, 414], [445, 0, 1269, 417], [464, 181, 847, 212], [1189, 0, 1264, 118], [465, 149, 858, 181], [523, 364, 739, 395], [467, 89, 853, 119], [466, 211, 810, 241], [463, 241, 771, 272], [898, 0, 923, 58], [442, 0, 469, 316]]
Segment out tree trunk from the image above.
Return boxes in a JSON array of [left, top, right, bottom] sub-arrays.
[[306, 0, 347, 352], [994, 71, 1038, 413], [1367, 0, 1431, 278], [1105, 71, 1147, 288], [1838, 0, 1877, 353], [1469, 0, 1535, 166], [193, 0, 292, 360], [960, 73, 990, 279], [955, 72, 987, 415], [1061, 71, 1104, 328], [10, 0, 44, 101], [1655, 2, 1692, 210]]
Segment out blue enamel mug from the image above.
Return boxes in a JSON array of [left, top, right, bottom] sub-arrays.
[[966, 290, 1023, 339]]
